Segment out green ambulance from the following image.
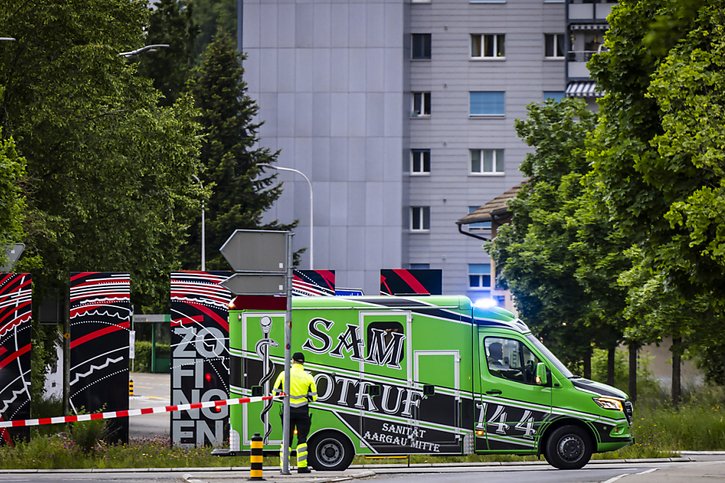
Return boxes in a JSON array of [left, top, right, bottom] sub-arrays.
[[228, 295, 633, 470]]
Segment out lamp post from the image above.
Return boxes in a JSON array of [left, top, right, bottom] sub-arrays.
[[192, 175, 206, 271], [118, 44, 170, 58], [259, 164, 314, 269]]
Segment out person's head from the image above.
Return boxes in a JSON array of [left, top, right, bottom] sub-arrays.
[[489, 342, 502, 360], [292, 352, 305, 364]]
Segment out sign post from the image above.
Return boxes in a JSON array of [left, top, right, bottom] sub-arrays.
[[220, 229, 293, 475]]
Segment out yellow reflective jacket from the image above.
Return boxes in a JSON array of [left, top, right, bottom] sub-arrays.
[[273, 363, 318, 408]]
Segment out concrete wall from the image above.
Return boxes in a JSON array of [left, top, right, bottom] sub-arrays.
[[244, 0, 405, 294]]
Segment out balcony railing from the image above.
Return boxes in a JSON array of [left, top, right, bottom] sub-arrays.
[[567, 50, 599, 62]]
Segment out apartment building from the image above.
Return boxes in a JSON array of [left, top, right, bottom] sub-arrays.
[[243, 0, 568, 297]]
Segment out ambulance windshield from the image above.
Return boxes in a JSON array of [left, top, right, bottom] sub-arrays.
[[525, 334, 573, 378]]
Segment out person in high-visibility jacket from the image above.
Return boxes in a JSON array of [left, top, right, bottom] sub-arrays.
[[273, 351, 318, 473]]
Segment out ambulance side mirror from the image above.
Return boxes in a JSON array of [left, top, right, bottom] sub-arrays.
[[251, 385, 263, 397], [366, 385, 381, 397], [535, 363, 548, 386], [423, 384, 435, 396]]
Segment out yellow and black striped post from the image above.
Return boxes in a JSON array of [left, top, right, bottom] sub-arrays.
[[128, 379, 134, 397], [249, 432, 265, 481]]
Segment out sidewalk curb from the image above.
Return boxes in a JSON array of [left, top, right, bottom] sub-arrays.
[[181, 470, 377, 483]]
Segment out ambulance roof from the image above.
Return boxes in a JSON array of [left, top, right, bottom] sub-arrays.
[[290, 295, 531, 334]]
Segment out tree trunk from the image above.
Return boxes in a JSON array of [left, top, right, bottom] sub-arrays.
[[607, 346, 616, 386], [583, 347, 592, 379], [628, 342, 638, 402], [672, 337, 682, 407]]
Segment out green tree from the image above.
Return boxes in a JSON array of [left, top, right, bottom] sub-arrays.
[[587, 0, 724, 401], [188, 0, 236, 59], [137, 0, 198, 106], [641, 1, 725, 385], [0, 0, 203, 313], [490, 99, 599, 371], [185, 30, 292, 270], [0, 124, 26, 269]]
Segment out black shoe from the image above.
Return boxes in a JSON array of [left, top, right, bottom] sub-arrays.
[[298, 467, 311, 474]]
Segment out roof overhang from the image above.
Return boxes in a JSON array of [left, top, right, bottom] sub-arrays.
[[457, 183, 524, 226], [566, 81, 603, 98]]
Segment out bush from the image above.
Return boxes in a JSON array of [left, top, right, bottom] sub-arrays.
[[133, 340, 170, 373]]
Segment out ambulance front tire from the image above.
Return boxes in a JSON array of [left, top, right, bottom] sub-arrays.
[[544, 425, 592, 470], [308, 430, 354, 471]]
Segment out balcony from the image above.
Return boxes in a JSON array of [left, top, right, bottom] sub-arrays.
[[567, 51, 597, 78], [568, 1, 616, 22]]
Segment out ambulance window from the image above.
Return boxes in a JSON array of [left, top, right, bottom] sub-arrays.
[[484, 337, 540, 385], [366, 322, 405, 366]]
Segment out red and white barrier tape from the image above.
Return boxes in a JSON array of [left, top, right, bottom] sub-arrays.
[[0, 394, 283, 429]]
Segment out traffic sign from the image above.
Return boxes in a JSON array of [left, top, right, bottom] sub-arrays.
[[220, 230, 288, 272], [1, 243, 25, 272], [221, 273, 287, 295]]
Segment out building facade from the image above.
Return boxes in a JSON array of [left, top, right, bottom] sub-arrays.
[[243, 0, 568, 297]]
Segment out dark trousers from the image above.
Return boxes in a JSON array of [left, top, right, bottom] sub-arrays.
[[282, 407, 311, 445]]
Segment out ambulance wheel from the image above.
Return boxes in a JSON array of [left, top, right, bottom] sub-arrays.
[[308, 431, 354, 471], [544, 425, 592, 470]]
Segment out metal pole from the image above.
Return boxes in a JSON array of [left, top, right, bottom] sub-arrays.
[[281, 232, 293, 475], [258, 164, 314, 269], [201, 200, 206, 271]]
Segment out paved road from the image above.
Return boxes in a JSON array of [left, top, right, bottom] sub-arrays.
[[6, 457, 719, 483], [129, 371, 170, 440]]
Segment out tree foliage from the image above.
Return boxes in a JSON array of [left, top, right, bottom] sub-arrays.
[[490, 99, 600, 368], [0, 125, 26, 268], [585, 0, 725, 385], [0, 0, 203, 312], [184, 30, 292, 270], [137, 0, 198, 106]]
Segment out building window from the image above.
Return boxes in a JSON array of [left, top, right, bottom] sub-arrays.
[[409, 263, 431, 269], [470, 149, 505, 174], [412, 92, 431, 117], [545, 34, 565, 58], [468, 207, 492, 231], [469, 264, 492, 289], [469, 91, 505, 116], [471, 34, 505, 59], [410, 149, 431, 174], [410, 206, 430, 231], [411, 34, 431, 60], [544, 91, 565, 102]]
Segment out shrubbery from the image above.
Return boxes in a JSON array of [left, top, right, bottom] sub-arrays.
[[133, 341, 170, 373]]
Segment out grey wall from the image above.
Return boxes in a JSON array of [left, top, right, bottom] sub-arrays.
[[244, 0, 406, 294]]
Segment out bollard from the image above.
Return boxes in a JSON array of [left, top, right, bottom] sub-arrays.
[[128, 379, 134, 397], [249, 432, 265, 481]]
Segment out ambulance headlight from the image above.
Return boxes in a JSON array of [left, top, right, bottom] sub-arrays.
[[593, 397, 624, 411]]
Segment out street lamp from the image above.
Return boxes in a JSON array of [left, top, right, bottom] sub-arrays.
[[192, 175, 206, 271], [259, 164, 314, 269], [0, 37, 15, 42], [118, 44, 170, 58]]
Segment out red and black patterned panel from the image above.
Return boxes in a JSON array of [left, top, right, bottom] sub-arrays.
[[170, 271, 232, 447], [380, 269, 443, 296], [0, 273, 32, 445], [292, 270, 335, 296], [69, 272, 131, 444]]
